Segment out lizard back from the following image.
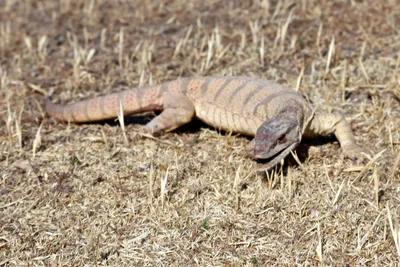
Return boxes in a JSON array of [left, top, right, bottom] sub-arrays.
[[181, 77, 312, 136]]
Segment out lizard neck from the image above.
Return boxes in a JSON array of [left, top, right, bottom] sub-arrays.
[[274, 99, 305, 123]]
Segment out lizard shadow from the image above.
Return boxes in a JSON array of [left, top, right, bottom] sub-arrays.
[[90, 112, 211, 138], [93, 112, 208, 134], [90, 113, 154, 127]]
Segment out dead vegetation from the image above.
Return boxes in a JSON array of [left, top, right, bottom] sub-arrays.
[[1, 0, 399, 265]]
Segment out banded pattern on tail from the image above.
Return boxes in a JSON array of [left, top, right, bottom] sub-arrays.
[[45, 85, 167, 123]]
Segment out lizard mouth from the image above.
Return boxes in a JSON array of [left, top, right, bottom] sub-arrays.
[[256, 142, 299, 172], [253, 139, 297, 160]]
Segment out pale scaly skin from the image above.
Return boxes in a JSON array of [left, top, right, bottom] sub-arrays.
[[46, 76, 369, 170]]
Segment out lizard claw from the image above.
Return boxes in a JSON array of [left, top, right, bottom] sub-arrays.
[[143, 124, 165, 137], [342, 144, 372, 160]]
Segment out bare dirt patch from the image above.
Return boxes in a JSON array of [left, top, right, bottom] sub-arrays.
[[1, 0, 399, 265]]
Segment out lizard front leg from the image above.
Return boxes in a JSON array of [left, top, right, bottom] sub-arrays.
[[305, 110, 369, 159], [145, 92, 195, 135]]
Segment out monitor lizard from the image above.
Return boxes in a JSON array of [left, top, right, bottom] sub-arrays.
[[45, 76, 369, 170]]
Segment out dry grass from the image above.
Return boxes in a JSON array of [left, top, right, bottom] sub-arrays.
[[1, 0, 400, 265]]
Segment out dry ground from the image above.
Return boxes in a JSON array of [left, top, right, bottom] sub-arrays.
[[1, 0, 400, 265]]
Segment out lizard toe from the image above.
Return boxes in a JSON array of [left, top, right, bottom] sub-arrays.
[[245, 140, 256, 158], [143, 124, 165, 137], [343, 145, 371, 160]]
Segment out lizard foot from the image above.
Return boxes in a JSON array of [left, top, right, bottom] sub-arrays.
[[245, 139, 256, 158], [143, 124, 165, 137], [342, 144, 371, 160]]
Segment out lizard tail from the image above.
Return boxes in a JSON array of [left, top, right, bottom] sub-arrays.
[[45, 85, 166, 123]]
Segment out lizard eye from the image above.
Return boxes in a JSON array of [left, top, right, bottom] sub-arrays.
[[277, 135, 287, 144]]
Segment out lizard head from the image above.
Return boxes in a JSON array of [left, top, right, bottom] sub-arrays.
[[252, 117, 301, 160], [249, 104, 305, 163]]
